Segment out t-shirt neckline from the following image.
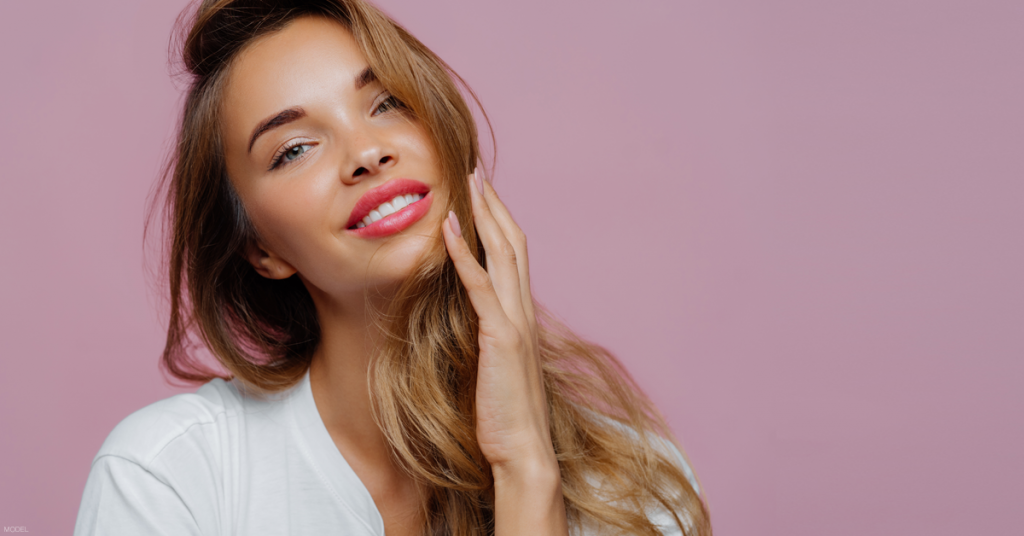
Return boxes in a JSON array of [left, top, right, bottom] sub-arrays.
[[289, 366, 386, 535]]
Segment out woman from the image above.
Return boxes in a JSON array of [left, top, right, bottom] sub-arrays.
[[73, 1, 710, 534]]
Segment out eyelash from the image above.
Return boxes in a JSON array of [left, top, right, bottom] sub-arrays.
[[375, 93, 403, 114], [268, 92, 405, 171]]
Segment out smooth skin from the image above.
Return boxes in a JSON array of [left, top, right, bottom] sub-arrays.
[[220, 16, 567, 536]]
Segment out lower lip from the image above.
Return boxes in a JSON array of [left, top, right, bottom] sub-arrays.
[[346, 192, 433, 239]]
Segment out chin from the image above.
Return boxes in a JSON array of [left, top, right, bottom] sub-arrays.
[[365, 232, 436, 288]]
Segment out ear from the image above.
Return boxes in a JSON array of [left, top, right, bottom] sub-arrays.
[[244, 241, 298, 280]]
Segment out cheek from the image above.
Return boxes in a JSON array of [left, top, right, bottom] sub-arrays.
[[245, 176, 336, 260]]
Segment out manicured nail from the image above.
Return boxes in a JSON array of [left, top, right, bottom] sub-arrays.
[[448, 210, 462, 237], [473, 167, 483, 194]]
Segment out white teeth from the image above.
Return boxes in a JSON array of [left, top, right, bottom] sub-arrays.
[[357, 193, 424, 228]]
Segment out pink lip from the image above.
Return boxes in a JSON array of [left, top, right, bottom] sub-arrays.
[[346, 178, 433, 239]]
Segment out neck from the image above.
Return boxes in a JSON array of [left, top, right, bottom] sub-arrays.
[[307, 287, 393, 464], [306, 287, 424, 526]]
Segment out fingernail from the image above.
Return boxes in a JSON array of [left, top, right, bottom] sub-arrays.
[[473, 167, 483, 193], [448, 210, 462, 237]]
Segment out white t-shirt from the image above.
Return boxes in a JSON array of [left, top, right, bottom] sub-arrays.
[[74, 367, 699, 535]]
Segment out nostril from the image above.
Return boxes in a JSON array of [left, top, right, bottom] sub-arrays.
[[353, 167, 367, 177], [379, 156, 391, 165]]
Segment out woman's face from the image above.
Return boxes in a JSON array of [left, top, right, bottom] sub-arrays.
[[221, 15, 444, 304]]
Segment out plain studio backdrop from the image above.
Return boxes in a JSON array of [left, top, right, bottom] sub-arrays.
[[1, 1, 1021, 534]]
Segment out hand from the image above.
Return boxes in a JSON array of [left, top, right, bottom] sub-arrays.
[[442, 169, 569, 536], [441, 169, 555, 475]]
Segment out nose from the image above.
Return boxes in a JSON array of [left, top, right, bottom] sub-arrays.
[[341, 131, 397, 185]]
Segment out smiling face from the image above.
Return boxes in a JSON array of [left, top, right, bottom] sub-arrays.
[[220, 15, 446, 306]]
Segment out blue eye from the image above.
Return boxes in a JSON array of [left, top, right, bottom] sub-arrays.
[[284, 144, 309, 161], [271, 143, 312, 170]]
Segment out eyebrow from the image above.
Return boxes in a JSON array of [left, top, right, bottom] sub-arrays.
[[355, 66, 376, 90], [246, 67, 378, 154], [247, 107, 306, 154]]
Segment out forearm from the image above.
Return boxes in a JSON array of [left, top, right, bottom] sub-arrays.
[[492, 456, 569, 536]]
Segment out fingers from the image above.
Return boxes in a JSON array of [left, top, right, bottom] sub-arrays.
[[441, 211, 512, 334], [468, 171, 526, 324], [478, 175, 537, 332]]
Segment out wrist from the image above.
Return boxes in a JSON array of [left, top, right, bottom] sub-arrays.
[[491, 453, 568, 536], [491, 452, 562, 490]]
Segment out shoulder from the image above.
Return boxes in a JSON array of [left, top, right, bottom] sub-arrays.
[[76, 378, 253, 536], [94, 377, 246, 467], [582, 409, 701, 496], [573, 411, 705, 535]]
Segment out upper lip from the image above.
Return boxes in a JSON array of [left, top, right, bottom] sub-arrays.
[[345, 178, 431, 229]]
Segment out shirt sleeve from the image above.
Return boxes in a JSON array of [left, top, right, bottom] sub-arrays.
[[649, 436, 702, 535], [73, 454, 205, 536], [656, 435, 701, 497], [576, 433, 702, 536]]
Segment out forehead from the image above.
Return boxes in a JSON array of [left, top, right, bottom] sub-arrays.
[[221, 16, 367, 137]]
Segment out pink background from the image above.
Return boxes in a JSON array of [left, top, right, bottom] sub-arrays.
[[1, 0, 1021, 534]]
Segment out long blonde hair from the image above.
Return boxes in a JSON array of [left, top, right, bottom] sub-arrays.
[[156, 1, 710, 534]]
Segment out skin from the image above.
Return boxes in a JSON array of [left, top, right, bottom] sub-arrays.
[[220, 16, 568, 536]]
